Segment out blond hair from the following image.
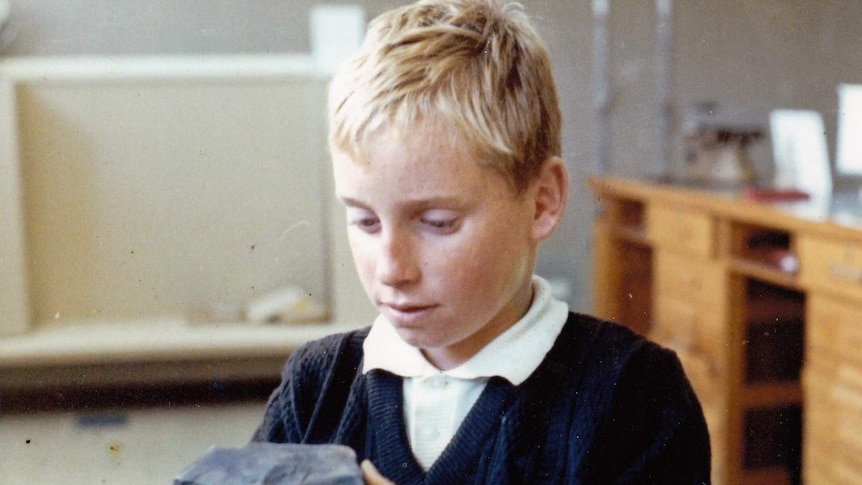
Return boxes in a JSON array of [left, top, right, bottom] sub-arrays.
[[328, 0, 561, 193]]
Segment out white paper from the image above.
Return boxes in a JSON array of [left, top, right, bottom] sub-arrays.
[[310, 5, 366, 74], [836, 84, 862, 176], [769, 109, 832, 197]]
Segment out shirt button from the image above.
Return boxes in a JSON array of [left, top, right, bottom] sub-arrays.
[[427, 376, 444, 389], [419, 425, 440, 441]]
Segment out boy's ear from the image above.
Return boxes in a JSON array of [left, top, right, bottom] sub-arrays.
[[530, 156, 569, 242]]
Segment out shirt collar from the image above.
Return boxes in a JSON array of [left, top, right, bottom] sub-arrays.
[[362, 275, 569, 385]]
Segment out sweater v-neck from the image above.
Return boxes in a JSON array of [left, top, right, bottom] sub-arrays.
[[253, 313, 711, 484], [366, 370, 515, 485]]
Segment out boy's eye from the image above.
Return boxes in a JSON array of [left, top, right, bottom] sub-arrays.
[[347, 210, 380, 233], [357, 217, 380, 229], [420, 210, 460, 232], [422, 218, 455, 229]]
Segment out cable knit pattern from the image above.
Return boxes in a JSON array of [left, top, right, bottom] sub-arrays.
[[252, 313, 711, 484]]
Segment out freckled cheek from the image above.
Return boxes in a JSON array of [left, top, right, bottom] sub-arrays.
[[347, 236, 377, 286], [470, 226, 530, 286], [438, 242, 492, 287]]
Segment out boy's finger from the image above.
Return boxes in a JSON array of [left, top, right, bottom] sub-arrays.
[[361, 459, 396, 485]]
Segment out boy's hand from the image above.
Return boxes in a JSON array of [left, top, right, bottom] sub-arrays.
[[361, 460, 396, 485]]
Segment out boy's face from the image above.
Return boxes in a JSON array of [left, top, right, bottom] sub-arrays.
[[333, 129, 539, 370]]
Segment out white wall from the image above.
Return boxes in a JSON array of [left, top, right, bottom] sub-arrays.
[[1, 401, 266, 484], [4, 0, 861, 310]]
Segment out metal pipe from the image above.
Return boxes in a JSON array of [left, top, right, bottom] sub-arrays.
[[656, 0, 673, 178], [592, 0, 611, 176]]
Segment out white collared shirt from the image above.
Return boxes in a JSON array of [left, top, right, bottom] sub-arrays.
[[362, 276, 569, 469]]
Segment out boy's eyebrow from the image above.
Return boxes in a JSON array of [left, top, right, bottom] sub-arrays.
[[338, 196, 371, 209], [338, 195, 467, 210]]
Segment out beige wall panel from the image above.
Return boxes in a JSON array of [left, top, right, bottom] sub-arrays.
[[0, 80, 31, 335], [10, 59, 332, 324]]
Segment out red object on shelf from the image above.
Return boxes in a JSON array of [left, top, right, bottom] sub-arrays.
[[743, 187, 811, 202]]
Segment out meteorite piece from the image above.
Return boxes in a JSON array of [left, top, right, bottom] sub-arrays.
[[174, 442, 364, 485]]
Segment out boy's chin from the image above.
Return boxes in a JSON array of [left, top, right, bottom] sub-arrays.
[[390, 324, 446, 351]]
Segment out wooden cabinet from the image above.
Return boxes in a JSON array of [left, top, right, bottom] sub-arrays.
[[802, 282, 862, 484], [591, 178, 862, 484], [647, 202, 716, 258]]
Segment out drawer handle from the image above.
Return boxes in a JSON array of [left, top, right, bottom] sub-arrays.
[[828, 263, 862, 284]]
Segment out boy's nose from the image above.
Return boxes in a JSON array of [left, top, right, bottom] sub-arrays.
[[376, 229, 420, 287]]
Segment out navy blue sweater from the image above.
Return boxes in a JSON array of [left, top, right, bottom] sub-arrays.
[[252, 313, 711, 484]]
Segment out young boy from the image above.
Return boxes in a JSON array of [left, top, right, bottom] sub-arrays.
[[253, 1, 710, 483]]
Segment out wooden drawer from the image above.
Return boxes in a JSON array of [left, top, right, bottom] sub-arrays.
[[799, 235, 862, 298], [647, 203, 714, 258], [701, 403, 727, 485], [652, 252, 727, 361], [653, 296, 726, 364], [803, 363, 862, 461], [653, 251, 725, 309], [807, 296, 862, 366], [674, 347, 725, 407], [805, 445, 862, 485]]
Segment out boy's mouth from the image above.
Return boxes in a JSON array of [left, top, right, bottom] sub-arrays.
[[379, 301, 438, 321]]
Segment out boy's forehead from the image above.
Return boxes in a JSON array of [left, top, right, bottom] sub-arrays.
[[333, 122, 525, 200], [332, 163, 522, 220], [343, 122, 472, 167]]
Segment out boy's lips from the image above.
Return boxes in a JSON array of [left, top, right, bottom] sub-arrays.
[[379, 301, 439, 323]]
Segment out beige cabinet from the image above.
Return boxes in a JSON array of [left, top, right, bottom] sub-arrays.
[[591, 178, 862, 484]]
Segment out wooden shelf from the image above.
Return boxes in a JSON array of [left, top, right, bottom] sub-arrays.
[[0, 317, 358, 389], [611, 225, 650, 245], [589, 177, 860, 484], [741, 466, 794, 485], [742, 382, 802, 407], [729, 259, 801, 290]]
